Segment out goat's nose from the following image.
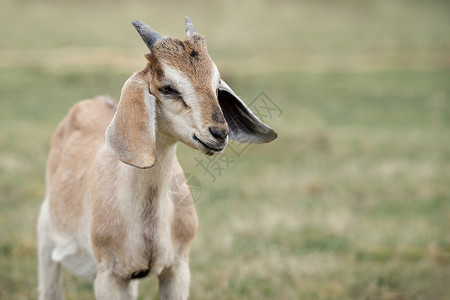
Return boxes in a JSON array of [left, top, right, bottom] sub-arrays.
[[209, 126, 229, 141]]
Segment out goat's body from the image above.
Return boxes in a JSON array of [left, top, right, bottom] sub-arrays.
[[38, 97, 198, 299], [38, 17, 277, 300]]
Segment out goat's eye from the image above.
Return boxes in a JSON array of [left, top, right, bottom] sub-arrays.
[[158, 86, 179, 95]]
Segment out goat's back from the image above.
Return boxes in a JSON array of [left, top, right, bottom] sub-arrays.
[[46, 97, 117, 232]]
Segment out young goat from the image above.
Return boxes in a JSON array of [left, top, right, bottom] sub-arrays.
[[37, 17, 277, 300]]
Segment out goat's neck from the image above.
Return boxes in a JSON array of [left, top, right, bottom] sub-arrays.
[[119, 134, 177, 206]]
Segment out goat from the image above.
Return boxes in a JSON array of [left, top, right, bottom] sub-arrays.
[[37, 17, 277, 300]]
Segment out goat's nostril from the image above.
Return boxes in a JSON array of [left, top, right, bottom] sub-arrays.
[[209, 126, 229, 141]]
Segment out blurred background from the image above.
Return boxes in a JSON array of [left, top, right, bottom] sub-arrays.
[[0, 0, 449, 299]]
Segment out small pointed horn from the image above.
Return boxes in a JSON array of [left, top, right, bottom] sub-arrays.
[[132, 20, 163, 50], [185, 16, 197, 38]]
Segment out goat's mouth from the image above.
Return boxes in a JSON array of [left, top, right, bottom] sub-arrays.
[[193, 134, 225, 155]]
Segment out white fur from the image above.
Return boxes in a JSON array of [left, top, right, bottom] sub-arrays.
[[161, 63, 198, 108], [160, 63, 208, 143]]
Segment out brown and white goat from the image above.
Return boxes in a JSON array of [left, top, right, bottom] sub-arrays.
[[37, 17, 277, 300]]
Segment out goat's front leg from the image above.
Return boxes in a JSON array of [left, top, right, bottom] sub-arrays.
[[94, 268, 135, 300], [158, 260, 190, 300]]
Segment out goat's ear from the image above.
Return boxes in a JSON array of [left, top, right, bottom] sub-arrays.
[[105, 71, 156, 168], [217, 80, 277, 144]]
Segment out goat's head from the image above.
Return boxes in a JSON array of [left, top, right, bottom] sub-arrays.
[[106, 17, 277, 168]]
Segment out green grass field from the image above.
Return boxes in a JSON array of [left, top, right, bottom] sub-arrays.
[[1, 0, 449, 299]]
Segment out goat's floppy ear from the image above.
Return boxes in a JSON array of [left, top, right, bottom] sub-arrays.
[[217, 80, 277, 144], [106, 71, 156, 168]]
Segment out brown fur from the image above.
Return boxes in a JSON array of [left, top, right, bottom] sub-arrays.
[[42, 81, 198, 298], [149, 35, 212, 85], [106, 68, 156, 168], [47, 98, 116, 233]]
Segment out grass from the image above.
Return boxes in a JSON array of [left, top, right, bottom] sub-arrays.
[[1, 0, 449, 299]]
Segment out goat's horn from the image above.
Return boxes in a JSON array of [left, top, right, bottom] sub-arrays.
[[185, 16, 197, 38], [132, 20, 163, 50]]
